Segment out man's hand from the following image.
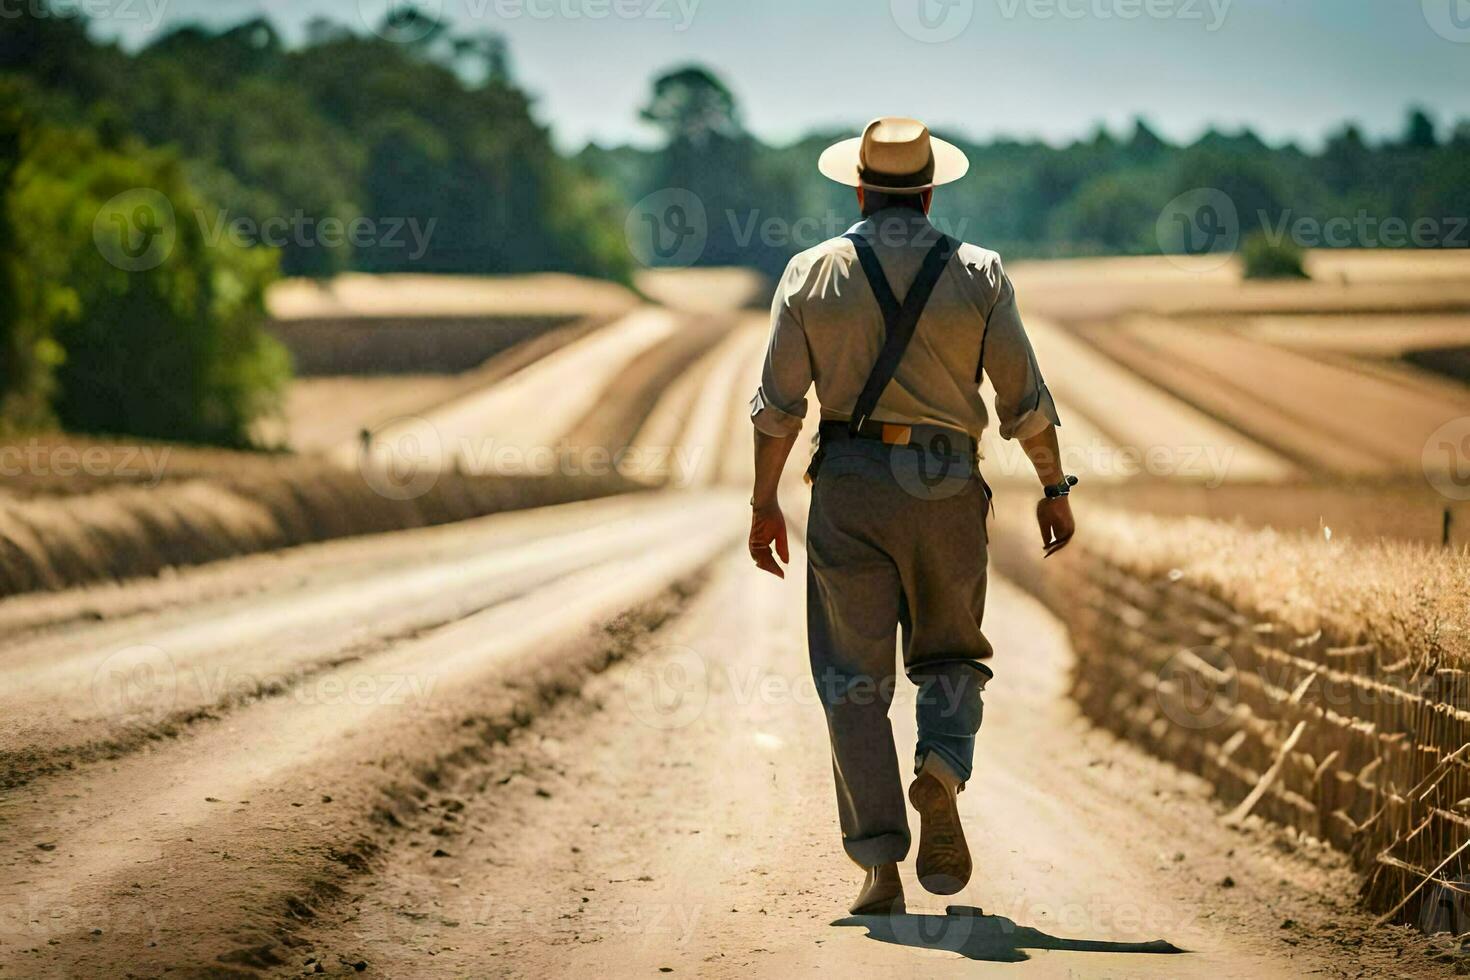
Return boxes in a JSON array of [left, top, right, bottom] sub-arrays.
[[1036, 495, 1075, 557], [749, 503, 790, 578]]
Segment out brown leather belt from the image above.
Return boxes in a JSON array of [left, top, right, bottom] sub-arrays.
[[818, 419, 977, 456]]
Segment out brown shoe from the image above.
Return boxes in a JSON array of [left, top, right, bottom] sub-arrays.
[[848, 861, 905, 915], [909, 765, 972, 895]]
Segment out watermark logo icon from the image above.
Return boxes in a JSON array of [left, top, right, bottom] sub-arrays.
[[360, 0, 444, 42], [1423, 0, 1470, 42], [1424, 417, 1470, 501], [1156, 646, 1237, 730], [1156, 188, 1240, 272], [91, 645, 177, 717], [93, 189, 176, 272], [882, 906, 982, 950], [889, 434, 975, 501], [890, 0, 974, 42], [622, 644, 709, 730], [359, 415, 443, 500], [625, 189, 708, 268]]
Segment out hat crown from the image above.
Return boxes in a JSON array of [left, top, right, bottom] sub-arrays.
[[860, 117, 933, 179], [815, 116, 968, 192]]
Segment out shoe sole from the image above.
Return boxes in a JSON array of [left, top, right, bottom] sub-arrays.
[[909, 772, 972, 895]]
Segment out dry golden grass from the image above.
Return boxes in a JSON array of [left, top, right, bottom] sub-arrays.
[[1080, 506, 1470, 669]]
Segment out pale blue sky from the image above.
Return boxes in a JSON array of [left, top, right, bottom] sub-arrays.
[[93, 0, 1470, 152]]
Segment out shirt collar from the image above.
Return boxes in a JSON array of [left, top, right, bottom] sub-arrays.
[[848, 207, 939, 245]]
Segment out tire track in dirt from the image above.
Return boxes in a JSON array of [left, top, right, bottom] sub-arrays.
[[0, 493, 726, 790], [0, 494, 744, 977]]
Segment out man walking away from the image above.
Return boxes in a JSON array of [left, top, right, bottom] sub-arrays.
[[746, 117, 1077, 915]]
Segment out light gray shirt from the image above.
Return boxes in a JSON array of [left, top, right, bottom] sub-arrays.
[[750, 209, 1060, 442]]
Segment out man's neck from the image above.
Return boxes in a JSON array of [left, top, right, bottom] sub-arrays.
[[860, 206, 936, 244]]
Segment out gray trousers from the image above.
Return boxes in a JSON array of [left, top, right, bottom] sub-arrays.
[[806, 438, 992, 868]]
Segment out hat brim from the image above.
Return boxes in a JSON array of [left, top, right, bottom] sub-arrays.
[[817, 134, 969, 192]]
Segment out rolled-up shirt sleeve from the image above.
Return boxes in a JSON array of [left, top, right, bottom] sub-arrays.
[[749, 270, 812, 437], [982, 263, 1061, 441]]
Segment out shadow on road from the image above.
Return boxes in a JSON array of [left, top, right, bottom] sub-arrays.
[[832, 905, 1185, 963]]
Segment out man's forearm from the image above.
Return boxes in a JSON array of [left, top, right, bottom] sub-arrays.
[[1018, 426, 1065, 488], [752, 429, 798, 508]]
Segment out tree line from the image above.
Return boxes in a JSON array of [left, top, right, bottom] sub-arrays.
[[1, 7, 1465, 445], [596, 67, 1470, 276]]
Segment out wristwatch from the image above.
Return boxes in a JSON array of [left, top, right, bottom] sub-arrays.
[[1043, 475, 1079, 499]]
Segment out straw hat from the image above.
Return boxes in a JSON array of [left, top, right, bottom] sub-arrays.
[[817, 117, 969, 194]]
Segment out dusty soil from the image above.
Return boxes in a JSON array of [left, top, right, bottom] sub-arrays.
[[286, 549, 1452, 978]]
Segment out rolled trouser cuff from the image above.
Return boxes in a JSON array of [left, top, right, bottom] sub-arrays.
[[914, 741, 974, 786], [910, 660, 988, 783]]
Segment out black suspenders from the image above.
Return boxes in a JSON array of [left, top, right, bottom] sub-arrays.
[[842, 231, 956, 434]]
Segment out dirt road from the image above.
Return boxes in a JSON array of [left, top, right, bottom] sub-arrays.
[[286, 549, 1436, 978], [0, 476, 1444, 978], [0, 270, 1451, 977]]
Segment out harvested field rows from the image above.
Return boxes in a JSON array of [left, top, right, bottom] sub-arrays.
[[1015, 316, 1295, 483], [359, 307, 681, 473], [1079, 318, 1470, 476]]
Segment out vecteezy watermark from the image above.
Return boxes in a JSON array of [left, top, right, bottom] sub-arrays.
[[1424, 417, 1470, 501], [1147, 642, 1469, 732], [1259, 209, 1469, 250], [1, 894, 172, 946], [730, 210, 971, 253], [625, 188, 709, 269], [449, 897, 704, 945], [89, 643, 440, 717], [360, 0, 699, 41], [91, 645, 179, 718], [357, 415, 707, 500], [624, 189, 974, 269], [0, 0, 170, 29], [196, 209, 437, 262], [1156, 188, 1240, 272], [191, 665, 440, 707], [94, 189, 439, 269], [993, 0, 1232, 30], [621, 644, 710, 730], [1154, 646, 1237, 730], [359, 415, 444, 501], [620, 647, 980, 731], [358, 0, 444, 42], [1423, 0, 1470, 43], [0, 439, 172, 486], [465, 0, 700, 29], [890, 0, 975, 43], [894, 437, 1236, 498], [93, 188, 177, 272]]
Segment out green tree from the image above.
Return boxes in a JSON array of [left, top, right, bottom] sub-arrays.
[[11, 125, 288, 445], [1402, 107, 1438, 150], [0, 92, 59, 432], [1048, 174, 1160, 253]]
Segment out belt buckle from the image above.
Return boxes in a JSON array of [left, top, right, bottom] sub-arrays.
[[880, 424, 911, 446]]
